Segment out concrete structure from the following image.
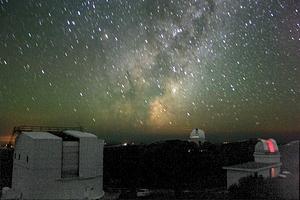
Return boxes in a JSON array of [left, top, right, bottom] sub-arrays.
[[223, 138, 282, 188], [1, 130, 104, 200], [189, 128, 205, 145]]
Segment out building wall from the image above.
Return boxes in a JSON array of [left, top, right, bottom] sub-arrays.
[[11, 134, 63, 199], [257, 169, 270, 178], [254, 167, 281, 178], [254, 154, 281, 163], [78, 137, 101, 178], [26, 175, 103, 199], [226, 167, 281, 188], [226, 170, 254, 188], [8, 133, 104, 200]]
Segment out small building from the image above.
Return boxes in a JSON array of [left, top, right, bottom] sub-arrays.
[[189, 128, 205, 145], [223, 138, 282, 188], [1, 129, 104, 200]]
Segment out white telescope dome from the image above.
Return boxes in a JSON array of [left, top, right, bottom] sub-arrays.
[[189, 128, 205, 145]]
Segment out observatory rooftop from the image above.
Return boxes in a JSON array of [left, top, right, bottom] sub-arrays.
[[223, 161, 282, 172], [64, 130, 97, 138], [22, 132, 61, 140]]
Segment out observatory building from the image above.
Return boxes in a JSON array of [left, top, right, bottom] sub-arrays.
[[1, 128, 104, 200], [223, 138, 282, 188], [189, 128, 205, 145]]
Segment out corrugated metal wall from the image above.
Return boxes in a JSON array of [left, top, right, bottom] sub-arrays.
[[61, 141, 79, 178]]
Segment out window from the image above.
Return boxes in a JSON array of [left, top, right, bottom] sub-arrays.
[[26, 156, 29, 163], [18, 154, 20, 160], [270, 168, 276, 178]]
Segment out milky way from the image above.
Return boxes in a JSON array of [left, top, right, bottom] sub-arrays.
[[0, 0, 299, 142]]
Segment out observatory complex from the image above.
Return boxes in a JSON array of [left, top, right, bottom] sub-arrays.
[[189, 128, 205, 145], [1, 126, 104, 200], [223, 138, 282, 188]]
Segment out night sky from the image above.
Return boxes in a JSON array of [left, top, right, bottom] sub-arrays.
[[0, 0, 299, 143]]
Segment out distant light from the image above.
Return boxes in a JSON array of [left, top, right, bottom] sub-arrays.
[[172, 87, 176, 93], [271, 167, 276, 178], [123, 142, 127, 146]]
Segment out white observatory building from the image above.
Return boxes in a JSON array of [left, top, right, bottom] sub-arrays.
[[223, 138, 282, 188], [189, 128, 205, 145], [1, 127, 104, 200]]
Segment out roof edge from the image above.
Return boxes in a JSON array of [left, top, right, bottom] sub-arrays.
[[223, 162, 282, 172]]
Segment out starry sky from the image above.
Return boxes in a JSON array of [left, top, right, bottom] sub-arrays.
[[0, 0, 299, 143]]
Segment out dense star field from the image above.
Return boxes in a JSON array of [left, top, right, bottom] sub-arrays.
[[0, 0, 299, 143]]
